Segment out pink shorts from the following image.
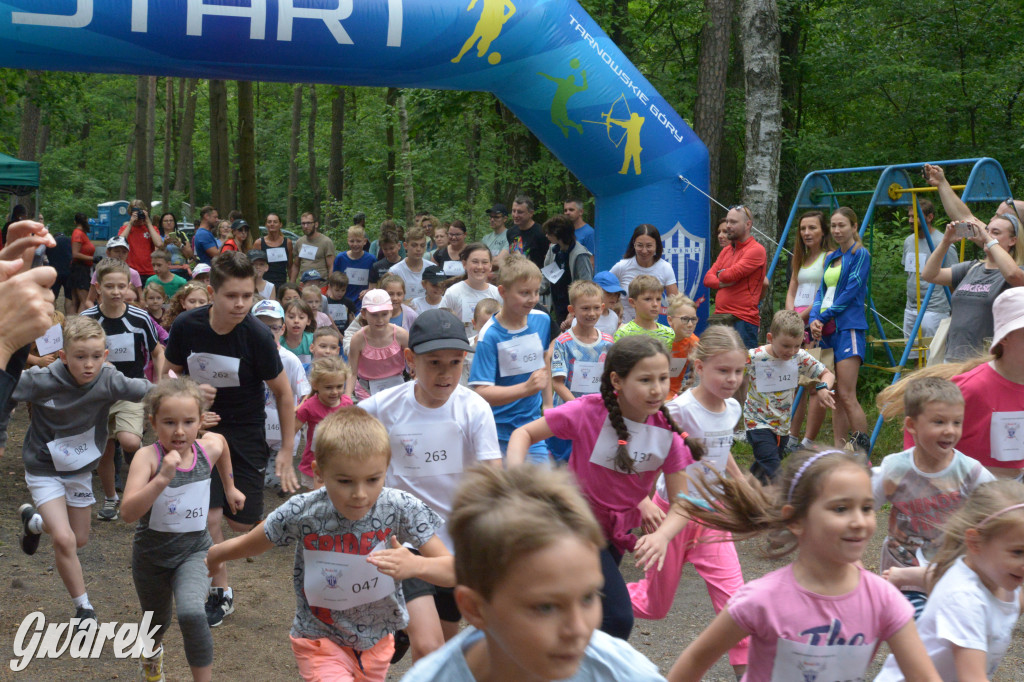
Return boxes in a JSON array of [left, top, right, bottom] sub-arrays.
[[290, 634, 394, 682]]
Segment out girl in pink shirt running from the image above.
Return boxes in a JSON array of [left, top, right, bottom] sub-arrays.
[[295, 357, 352, 489], [506, 335, 704, 641], [668, 448, 941, 682]]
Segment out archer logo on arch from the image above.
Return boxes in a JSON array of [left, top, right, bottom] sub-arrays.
[[662, 222, 705, 303], [582, 94, 645, 175]]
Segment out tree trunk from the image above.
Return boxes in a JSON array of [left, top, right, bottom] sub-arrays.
[[209, 79, 231, 213], [739, 0, 782, 247], [327, 86, 345, 204], [18, 71, 44, 214], [237, 80, 258, 224], [384, 88, 397, 219], [144, 76, 157, 206], [398, 93, 415, 226], [163, 78, 174, 206], [120, 137, 135, 201], [464, 109, 481, 211], [37, 124, 50, 157], [174, 79, 198, 196], [307, 85, 321, 220], [78, 122, 91, 170], [288, 84, 303, 226], [694, 0, 734, 203], [134, 76, 149, 204], [739, 0, 782, 331]]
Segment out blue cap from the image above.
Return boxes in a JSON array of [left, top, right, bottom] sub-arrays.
[[301, 269, 324, 283], [593, 271, 624, 294], [252, 299, 284, 319]]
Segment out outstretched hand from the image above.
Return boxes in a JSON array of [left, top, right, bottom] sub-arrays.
[[365, 536, 421, 581]]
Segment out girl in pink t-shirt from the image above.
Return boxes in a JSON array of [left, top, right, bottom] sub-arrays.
[[506, 335, 704, 641], [667, 448, 940, 682], [296, 357, 353, 489]]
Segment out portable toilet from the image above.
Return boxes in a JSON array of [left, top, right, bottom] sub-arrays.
[[95, 200, 129, 240]]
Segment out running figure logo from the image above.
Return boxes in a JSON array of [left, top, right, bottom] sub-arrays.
[[583, 94, 645, 175], [537, 59, 588, 137], [451, 0, 516, 65]]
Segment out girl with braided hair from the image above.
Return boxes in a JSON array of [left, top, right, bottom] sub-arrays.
[[506, 335, 703, 641], [628, 325, 752, 677]]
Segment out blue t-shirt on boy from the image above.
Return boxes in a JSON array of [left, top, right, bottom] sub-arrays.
[[332, 251, 376, 311]]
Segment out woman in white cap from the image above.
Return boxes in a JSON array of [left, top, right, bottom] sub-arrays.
[[880, 286, 1024, 481]]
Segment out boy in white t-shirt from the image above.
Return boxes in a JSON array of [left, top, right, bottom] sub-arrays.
[[390, 227, 429, 304], [412, 264, 447, 315], [874, 375, 994, 617], [252, 299, 310, 495], [360, 308, 502, 662]]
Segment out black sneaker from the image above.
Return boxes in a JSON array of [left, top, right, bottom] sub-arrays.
[[848, 431, 872, 454], [391, 629, 411, 664], [19, 503, 42, 555], [97, 498, 119, 521], [206, 588, 234, 627], [74, 607, 97, 632]]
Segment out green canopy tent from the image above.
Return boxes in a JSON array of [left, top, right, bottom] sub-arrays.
[[0, 153, 40, 221]]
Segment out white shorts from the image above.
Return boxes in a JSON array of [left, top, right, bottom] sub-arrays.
[[25, 470, 95, 508]]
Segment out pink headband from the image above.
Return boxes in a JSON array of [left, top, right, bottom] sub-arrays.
[[787, 449, 846, 504], [980, 502, 1024, 527]]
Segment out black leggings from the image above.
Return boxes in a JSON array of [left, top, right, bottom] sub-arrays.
[[599, 546, 634, 640]]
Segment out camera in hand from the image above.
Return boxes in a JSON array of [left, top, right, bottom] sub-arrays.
[[951, 221, 974, 239]]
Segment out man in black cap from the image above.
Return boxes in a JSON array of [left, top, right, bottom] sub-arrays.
[[482, 203, 509, 257]]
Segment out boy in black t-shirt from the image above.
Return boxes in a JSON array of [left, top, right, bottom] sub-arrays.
[[164, 251, 297, 627], [81, 258, 163, 521]]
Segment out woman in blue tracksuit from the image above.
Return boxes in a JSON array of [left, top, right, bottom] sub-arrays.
[[809, 207, 871, 449]]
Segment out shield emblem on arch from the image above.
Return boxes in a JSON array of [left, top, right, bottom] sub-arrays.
[[661, 222, 706, 301]]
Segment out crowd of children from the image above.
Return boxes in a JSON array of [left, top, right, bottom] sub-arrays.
[[6, 213, 1023, 682]]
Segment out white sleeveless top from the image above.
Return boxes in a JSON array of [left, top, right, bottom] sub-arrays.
[[797, 251, 826, 286]]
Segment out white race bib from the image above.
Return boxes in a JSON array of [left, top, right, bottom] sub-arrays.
[[46, 427, 102, 471], [107, 332, 136, 363], [35, 324, 63, 355], [460, 298, 476, 323], [346, 267, 369, 286], [569, 361, 603, 394], [821, 286, 836, 310], [685, 429, 733, 494], [770, 637, 874, 682], [266, 247, 288, 263], [187, 352, 241, 388], [299, 243, 319, 261], [443, 260, 465, 277], [589, 416, 672, 473], [389, 422, 464, 478], [541, 261, 564, 284], [990, 411, 1024, 462], [327, 303, 348, 322], [368, 374, 404, 395], [497, 333, 545, 377], [148, 478, 211, 533], [303, 542, 395, 611], [755, 358, 799, 392], [669, 357, 687, 378], [265, 407, 282, 448], [794, 282, 817, 308], [903, 252, 929, 273]]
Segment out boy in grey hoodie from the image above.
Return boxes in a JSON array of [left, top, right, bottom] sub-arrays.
[[16, 315, 151, 628]]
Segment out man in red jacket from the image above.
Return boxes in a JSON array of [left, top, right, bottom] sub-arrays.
[[703, 205, 766, 348]]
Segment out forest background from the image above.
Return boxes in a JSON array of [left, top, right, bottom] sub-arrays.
[[1, 0, 1022, 419]]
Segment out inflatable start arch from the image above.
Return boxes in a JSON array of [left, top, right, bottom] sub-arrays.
[[1, 0, 710, 310]]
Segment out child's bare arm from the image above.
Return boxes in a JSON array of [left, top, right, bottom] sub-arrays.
[[366, 535, 455, 587], [205, 521, 275, 576], [552, 376, 574, 403]]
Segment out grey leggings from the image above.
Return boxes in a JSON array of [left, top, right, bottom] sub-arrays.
[[132, 550, 213, 668]]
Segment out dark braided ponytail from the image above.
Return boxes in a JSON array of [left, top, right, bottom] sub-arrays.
[[659, 404, 704, 461], [599, 335, 681, 474]]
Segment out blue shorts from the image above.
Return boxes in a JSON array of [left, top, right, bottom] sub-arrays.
[[499, 439, 551, 466], [821, 328, 865, 362]]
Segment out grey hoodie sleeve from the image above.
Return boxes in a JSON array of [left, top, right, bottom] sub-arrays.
[[12, 365, 46, 403], [108, 371, 153, 403]]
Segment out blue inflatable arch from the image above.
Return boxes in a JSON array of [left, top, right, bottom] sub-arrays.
[[1, 0, 710, 310]]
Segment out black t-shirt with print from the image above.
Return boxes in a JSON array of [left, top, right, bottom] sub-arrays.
[[165, 306, 283, 426]]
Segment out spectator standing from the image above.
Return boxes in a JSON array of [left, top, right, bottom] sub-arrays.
[[610, 224, 678, 324], [703, 205, 766, 348], [118, 200, 163, 278]]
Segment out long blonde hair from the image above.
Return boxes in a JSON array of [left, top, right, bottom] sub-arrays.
[[927, 479, 1024, 589], [876, 350, 997, 419]]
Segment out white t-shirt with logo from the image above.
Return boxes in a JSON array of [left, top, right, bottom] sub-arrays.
[[359, 382, 501, 551]]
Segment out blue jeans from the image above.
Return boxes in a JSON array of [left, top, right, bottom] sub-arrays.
[[746, 428, 789, 484], [734, 319, 760, 349]]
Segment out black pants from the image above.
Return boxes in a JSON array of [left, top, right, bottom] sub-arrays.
[[599, 546, 634, 640]]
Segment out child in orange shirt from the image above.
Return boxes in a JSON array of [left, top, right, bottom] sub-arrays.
[[666, 294, 699, 398]]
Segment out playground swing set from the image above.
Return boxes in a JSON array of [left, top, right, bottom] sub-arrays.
[[765, 157, 1014, 454]]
